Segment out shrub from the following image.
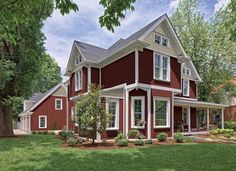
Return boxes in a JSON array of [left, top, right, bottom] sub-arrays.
[[59, 130, 74, 139], [224, 133, 231, 138], [117, 139, 128, 146], [145, 139, 153, 144], [174, 132, 184, 143], [66, 137, 77, 146], [134, 139, 144, 146], [43, 131, 48, 135], [210, 129, 219, 135], [157, 132, 167, 142], [210, 128, 234, 135], [32, 131, 36, 134], [128, 130, 140, 139], [219, 121, 236, 131], [138, 134, 145, 139], [184, 137, 193, 143], [115, 133, 126, 143]]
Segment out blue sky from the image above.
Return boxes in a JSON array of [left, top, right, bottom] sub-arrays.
[[42, 0, 229, 79]]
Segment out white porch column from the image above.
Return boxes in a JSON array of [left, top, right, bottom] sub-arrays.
[[135, 48, 139, 84], [207, 108, 210, 131], [125, 89, 129, 137], [221, 108, 224, 129], [187, 106, 191, 132], [147, 88, 151, 139], [29, 115, 31, 132]]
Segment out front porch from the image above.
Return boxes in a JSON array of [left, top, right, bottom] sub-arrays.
[[174, 97, 227, 135]]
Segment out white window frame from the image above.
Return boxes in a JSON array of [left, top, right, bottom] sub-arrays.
[[131, 96, 145, 129], [75, 69, 82, 91], [182, 67, 191, 75], [106, 99, 119, 130], [182, 79, 190, 96], [154, 34, 169, 47], [153, 97, 170, 128], [153, 52, 170, 81], [55, 99, 62, 110], [39, 115, 47, 129]]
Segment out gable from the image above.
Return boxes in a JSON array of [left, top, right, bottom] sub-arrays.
[[182, 61, 199, 81], [143, 21, 179, 57], [52, 86, 66, 96]]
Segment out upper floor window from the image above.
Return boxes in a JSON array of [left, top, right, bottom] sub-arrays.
[[154, 97, 170, 128], [75, 69, 82, 91], [75, 56, 82, 65], [131, 96, 145, 128], [154, 34, 169, 47], [106, 99, 119, 129], [182, 79, 189, 96], [55, 99, 62, 110], [182, 68, 191, 75], [154, 52, 170, 81]]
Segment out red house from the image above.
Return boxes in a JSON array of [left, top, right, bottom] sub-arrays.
[[19, 83, 69, 132]]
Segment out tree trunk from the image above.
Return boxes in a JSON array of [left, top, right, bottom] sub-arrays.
[[0, 103, 14, 137]]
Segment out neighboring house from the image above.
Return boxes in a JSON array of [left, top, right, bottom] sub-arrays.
[[19, 83, 70, 132], [65, 14, 227, 140]]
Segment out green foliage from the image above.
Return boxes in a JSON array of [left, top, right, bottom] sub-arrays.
[[157, 132, 167, 142], [221, 121, 236, 131], [145, 139, 153, 144], [184, 137, 193, 143], [43, 131, 48, 135], [115, 133, 126, 143], [117, 139, 129, 146], [99, 0, 136, 32], [174, 132, 184, 143], [32, 131, 36, 134], [134, 139, 144, 146], [75, 84, 111, 143], [128, 130, 140, 139], [171, 0, 236, 102], [210, 128, 234, 135], [66, 137, 77, 146], [58, 130, 74, 140]]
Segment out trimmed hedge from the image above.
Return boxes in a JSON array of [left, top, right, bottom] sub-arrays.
[[58, 130, 74, 140], [145, 139, 153, 144], [174, 132, 184, 143], [66, 137, 77, 146], [134, 139, 144, 146], [115, 133, 126, 143], [117, 139, 129, 146], [128, 130, 140, 139], [157, 132, 167, 142]]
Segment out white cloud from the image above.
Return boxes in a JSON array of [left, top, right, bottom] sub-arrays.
[[214, 0, 229, 12], [169, 0, 180, 10]]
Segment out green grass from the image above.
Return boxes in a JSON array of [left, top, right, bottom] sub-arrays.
[[1, 135, 236, 171]]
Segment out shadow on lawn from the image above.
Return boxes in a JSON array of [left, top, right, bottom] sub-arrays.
[[2, 135, 236, 171]]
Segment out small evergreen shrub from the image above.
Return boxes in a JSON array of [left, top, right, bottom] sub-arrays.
[[66, 137, 77, 146], [128, 130, 140, 139], [184, 137, 193, 143], [157, 132, 168, 142], [59, 130, 74, 139], [145, 139, 153, 144], [117, 139, 129, 146], [219, 121, 236, 131], [134, 139, 144, 146], [174, 132, 184, 143], [115, 133, 126, 143]]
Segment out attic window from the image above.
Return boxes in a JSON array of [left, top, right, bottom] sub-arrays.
[[182, 68, 191, 75], [75, 56, 82, 65], [154, 34, 168, 47]]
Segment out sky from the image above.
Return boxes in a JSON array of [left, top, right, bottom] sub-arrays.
[[42, 0, 229, 79]]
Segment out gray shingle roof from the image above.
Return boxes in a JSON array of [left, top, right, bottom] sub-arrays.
[[75, 14, 166, 63]]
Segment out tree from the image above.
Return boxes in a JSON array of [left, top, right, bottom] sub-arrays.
[[0, 0, 137, 137], [75, 85, 110, 144], [171, 0, 236, 101]]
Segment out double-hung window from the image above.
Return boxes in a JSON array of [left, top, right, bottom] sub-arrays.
[[131, 97, 145, 128], [39, 115, 47, 128], [107, 99, 119, 129], [182, 79, 189, 96], [182, 108, 188, 125], [154, 34, 169, 47], [75, 69, 82, 91], [154, 97, 170, 128], [154, 52, 170, 81], [55, 99, 62, 110]]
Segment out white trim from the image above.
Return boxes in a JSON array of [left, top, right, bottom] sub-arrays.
[[135, 48, 139, 83], [187, 106, 191, 132], [106, 98, 119, 130], [125, 89, 129, 136], [131, 96, 145, 129], [87, 66, 91, 91], [153, 52, 170, 82], [154, 33, 169, 47], [75, 68, 82, 91], [153, 96, 170, 128], [207, 108, 210, 131], [102, 83, 126, 92], [221, 109, 224, 129], [182, 79, 190, 97], [39, 115, 47, 129], [102, 95, 124, 99], [171, 92, 174, 138], [147, 89, 151, 139], [55, 98, 63, 110], [174, 96, 197, 101]]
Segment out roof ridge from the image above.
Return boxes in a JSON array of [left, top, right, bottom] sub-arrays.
[[74, 40, 106, 50]]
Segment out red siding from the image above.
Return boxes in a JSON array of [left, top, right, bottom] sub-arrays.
[[225, 105, 236, 121], [69, 66, 88, 98], [101, 99, 123, 139], [101, 52, 135, 89], [139, 48, 181, 89], [151, 89, 173, 138], [190, 107, 197, 128], [176, 80, 197, 99], [91, 67, 100, 85], [31, 96, 67, 131]]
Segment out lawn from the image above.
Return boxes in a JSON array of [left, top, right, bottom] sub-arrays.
[[0, 135, 236, 171]]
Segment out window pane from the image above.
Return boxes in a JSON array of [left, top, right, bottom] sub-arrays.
[[155, 35, 161, 44], [155, 55, 161, 79], [40, 117, 45, 127], [162, 57, 168, 80], [155, 100, 168, 126], [183, 108, 188, 125], [108, 102, 116, 128], [163, 69, 167, 80], [56, 100, 61, 109], [134, 99, 142, 126], [162, 38, 168, 46], [183, 79, 189, 96]]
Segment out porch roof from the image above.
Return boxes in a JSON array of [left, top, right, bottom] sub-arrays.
[[174, 97, 228, 109]]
